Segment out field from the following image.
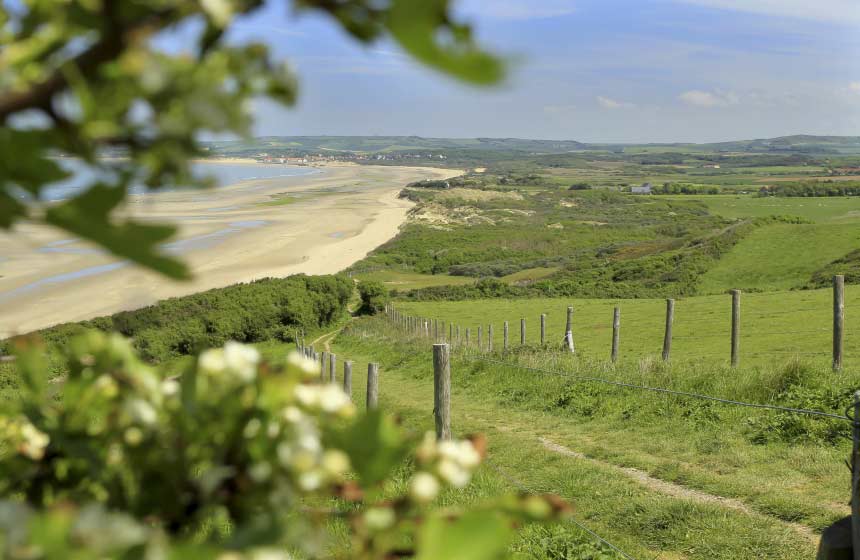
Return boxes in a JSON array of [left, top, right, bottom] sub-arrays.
[[303, 312, 860, 559], [391, 286, 858, 369], [688, 195, 860, 223], [697, 223, 860, 293]]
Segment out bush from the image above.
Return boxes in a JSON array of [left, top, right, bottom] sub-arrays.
[[357, 281, 390, 315], [3, 275, 353, 362], [0, 332, 567, 557]]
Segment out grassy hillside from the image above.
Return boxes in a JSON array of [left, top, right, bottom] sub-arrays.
[[308, 315, 858, 558], [698, 223, 860, 293], [691, 195, 860, 223]]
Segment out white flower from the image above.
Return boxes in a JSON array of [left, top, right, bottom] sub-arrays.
[[276, 442, 294, 466], [298, 471, 322, 491], [199, 348, 226, 374], [161, 379, 180, 397], [267, 422, 281, 438], [437, 459, 470, 488], [321, 449, 350, 478], [93, 375, 119, 398], [287, 352, 319, 378], [282, 406, 303, 424], [224, 341, 260, 382], [243, 418, 262, 439], [297, 433, 321, 454], [319, 385, 351, 413], [124, 398, 157, 426], [364, 507, 395, 531], [415, 431, 437, 464], [19, 422, 49, 460], [124, 427, 144, 446], [249, 462, 272, 482], [409, 472, 440, 503], [248, 549, 293, 560], [438, 440, 481, 469], [294, 385, 319, 408]]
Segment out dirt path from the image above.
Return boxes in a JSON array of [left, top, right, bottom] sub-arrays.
[[538, 436, 819, 544]]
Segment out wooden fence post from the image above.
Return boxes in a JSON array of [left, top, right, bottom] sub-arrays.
[[343, 361, 353, 399], [520, 318, 526, 345], [466, 328, 471, 347], [433, 344, 452, 440], [329, 353, 337, 383], [504, 321, 509, 350], [478, 326, 483, 352], [611, 307, 621, 363], [320, 352, 327, 381], [662, 299, 674, 362], [456, 325, 461, 346], [540, 313, 547, 346], [731, 290, 741, 368], [850, 391, 860, 560], [564, 306, 575, 353], [449, 323, 453, 344], [835, 275, 845, 372], [488, 324, 494, 352], [366, 363, 379, 410]]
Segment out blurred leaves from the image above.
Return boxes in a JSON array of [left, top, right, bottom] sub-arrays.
[[1, 0, 502, 278]]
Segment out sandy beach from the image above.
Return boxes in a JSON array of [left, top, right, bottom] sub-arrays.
[[0, 163, 458, 337]]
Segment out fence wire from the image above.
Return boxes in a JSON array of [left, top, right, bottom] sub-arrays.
[[482, 457, 639, 560], [461, 355, 850, 422]]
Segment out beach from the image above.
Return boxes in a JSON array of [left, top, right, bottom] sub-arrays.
[[0, 163, 458, 337]]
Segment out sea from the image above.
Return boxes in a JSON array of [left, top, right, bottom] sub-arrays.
[[32, 159, 319, 201]]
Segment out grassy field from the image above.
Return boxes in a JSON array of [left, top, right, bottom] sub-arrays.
[[353, 270, 476, 291], [391, 285, 860, 369], [290, 315, 858, 559], [697, 223, 860, 293], [687, 195, 860, 223]]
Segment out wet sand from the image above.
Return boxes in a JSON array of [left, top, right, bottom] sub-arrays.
[[0, 163, 457, 337]]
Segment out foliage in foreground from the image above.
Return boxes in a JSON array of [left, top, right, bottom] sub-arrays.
[[0, 331, 568, 558]]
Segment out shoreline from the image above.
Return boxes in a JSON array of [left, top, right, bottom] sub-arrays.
[[0, 163, 460, 337]]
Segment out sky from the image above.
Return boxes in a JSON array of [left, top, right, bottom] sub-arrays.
[[197, 0, 860, 143]]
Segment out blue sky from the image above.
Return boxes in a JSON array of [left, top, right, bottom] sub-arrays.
[[209, 0, 860, 142]]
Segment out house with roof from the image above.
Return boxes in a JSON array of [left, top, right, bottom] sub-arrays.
[[631, 182, 652, 194]]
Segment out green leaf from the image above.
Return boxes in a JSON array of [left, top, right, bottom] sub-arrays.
[[386, 0, 505, 85], [416, 510, 512, 560], [44, 183, 191, 279], [327, 409, 410, 487]]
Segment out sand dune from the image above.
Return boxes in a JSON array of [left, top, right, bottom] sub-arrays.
[[0, 163, 457, 337]]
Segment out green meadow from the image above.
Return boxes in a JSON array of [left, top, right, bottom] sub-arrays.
[[391, 286, 858, 369]]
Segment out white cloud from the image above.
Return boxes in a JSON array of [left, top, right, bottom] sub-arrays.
[[456, 0, 577, 21], [679, 90, 740, 108], [673, 0, 860, 25], [850, 82, 860, 93], [597, 96, 634, 109]]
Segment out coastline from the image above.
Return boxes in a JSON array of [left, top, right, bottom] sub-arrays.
[[0, 163, 459, 337]]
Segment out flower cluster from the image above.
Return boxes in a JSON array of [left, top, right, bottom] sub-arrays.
[[409, 432, 484, 503], [0, 417, 50, 460]]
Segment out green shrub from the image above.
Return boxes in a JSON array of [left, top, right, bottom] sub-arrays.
[[357, 281, 390, 315]]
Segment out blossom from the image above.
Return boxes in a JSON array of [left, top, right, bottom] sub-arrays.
[[438, 440, 481, 469], [161, 378, 180, 397], [224, 341, 260, 382], [199, 348, 227, 374], [287, 352, 320, 378], [321, 449, 350, 478], [409, 472, 440, 503], [124, 398, 158, 426], [364, 507, 395, 531], [18, 422, 49, 460], [436, 459, 470, 488]]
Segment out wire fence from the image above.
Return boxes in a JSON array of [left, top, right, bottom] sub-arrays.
[[460, 354, 851, 421]]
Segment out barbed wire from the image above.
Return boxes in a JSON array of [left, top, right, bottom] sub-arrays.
[[460, 355, 850, 421], [482, 457, 639, 560]]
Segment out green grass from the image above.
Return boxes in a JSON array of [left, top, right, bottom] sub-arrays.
[[354, 270, 475, 291], [260, 194, 301, 206], [689, 195, 860, 223], [392, 286, 860, 369], [304, 317, 853, 558], [499, 267, 560, 284], [697, 223, 860, 293]]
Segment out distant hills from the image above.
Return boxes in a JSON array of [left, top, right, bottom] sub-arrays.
[[203, 134, 860, 156]]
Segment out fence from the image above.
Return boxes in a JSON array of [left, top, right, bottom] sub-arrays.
[[381, 284, 860, 559], [385, 275, 851, 372]]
